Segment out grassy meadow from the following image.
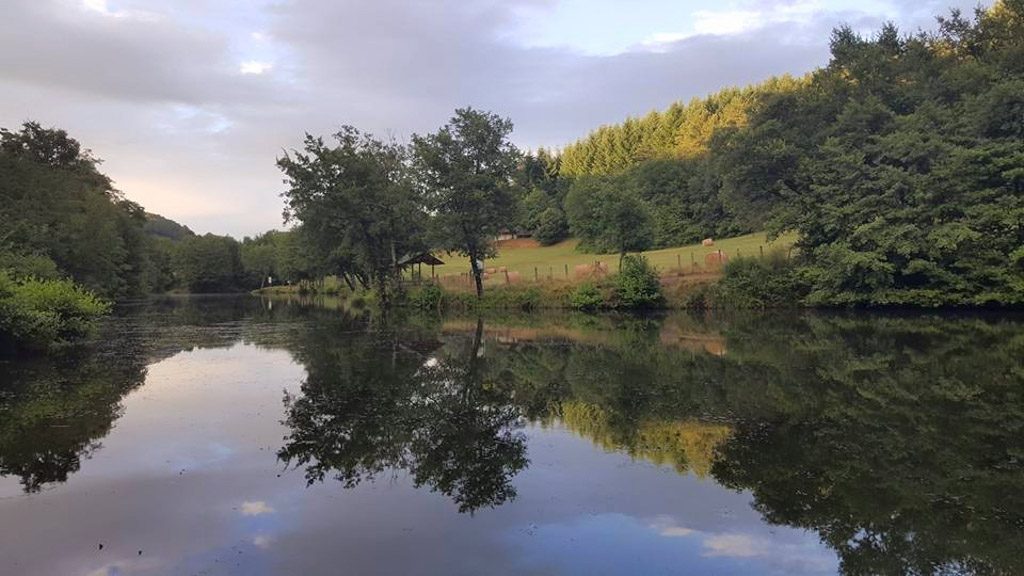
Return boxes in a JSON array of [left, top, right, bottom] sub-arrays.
[[421, 231, 798, 281]]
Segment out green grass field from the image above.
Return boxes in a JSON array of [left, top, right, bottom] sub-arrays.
[[420, 231, 797, 280]]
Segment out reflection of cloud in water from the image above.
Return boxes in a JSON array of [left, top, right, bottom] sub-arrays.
[[85, 557, 163, 576], [703, 533, 768, 557], [240, 500, 275, 516], [648, 515, 835, 571], [649, 515, 695, 537], [508, 512, 837, 575], [252, 534, 273, 549]]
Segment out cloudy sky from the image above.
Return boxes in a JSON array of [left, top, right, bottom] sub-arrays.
[[0, 0, 989, 236]]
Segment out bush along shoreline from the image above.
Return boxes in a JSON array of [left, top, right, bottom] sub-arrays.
[[0, 271, 110, 354]]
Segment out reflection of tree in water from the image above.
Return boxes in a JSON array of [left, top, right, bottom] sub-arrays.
[[278, 319, 528, 513], [707, 314, 1024, 576], [0, 295, 321, 492], [496, 312, 1024, 576], [4, 296, 1023, 574], [0, 353, 147, 492]]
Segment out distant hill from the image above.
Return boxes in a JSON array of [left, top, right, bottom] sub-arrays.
[[143, 213, 195, 242]]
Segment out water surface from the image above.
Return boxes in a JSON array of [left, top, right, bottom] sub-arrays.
[[1, 297, 1021, 575]]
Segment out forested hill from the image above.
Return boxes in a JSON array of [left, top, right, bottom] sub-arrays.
[[559, 75, 806, 178], [553, 1, 1024, 306], [143, 213, 195, 242]]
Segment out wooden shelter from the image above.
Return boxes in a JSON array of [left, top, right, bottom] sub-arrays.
[[398, 252, 445, 280]]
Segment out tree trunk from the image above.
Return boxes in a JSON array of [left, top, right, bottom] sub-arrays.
[[470, 254, 484, 298]]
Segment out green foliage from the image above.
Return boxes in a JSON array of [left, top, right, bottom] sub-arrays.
[[0, 122, 161, 299], [412, 108, 520, 297], [715, 4, 1024, 306], [614, 255, 663, 308], [533, 206, 569, 245], [564, 177, 654, 255], [405, 282, 444, 311], [278, 126, 427, 304], [0, 252, 61, 281], [142, 213, 194, 242], [570, 282, 603, 311], [712, 250, 805, 308], [560, 77, 806, 177], [0, 271, 110, 353], [173, 234, 244, 293]]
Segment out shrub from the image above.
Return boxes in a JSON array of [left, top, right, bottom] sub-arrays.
[[614, 255, 663, 308], [534, 207, 569, 246], [0, 271, 111, 353], [570, 282, 603, 311], [713, 249, 804, 308], [406, 283, 444, 311]]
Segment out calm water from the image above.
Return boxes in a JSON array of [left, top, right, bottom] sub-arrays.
[[1, 297, 1021, 576]]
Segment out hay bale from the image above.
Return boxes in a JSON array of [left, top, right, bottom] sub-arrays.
[[497, 266, 507, 273], [505, 271, 521, 284], [485, 267, 497, 274], [702, 238, 715, 247]]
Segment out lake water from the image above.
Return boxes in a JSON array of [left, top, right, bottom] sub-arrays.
[[1, 296, 1021, 576]]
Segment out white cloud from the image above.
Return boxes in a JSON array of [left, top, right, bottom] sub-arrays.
[[240, 500, 275, 516], [239, 60, 273, 75]]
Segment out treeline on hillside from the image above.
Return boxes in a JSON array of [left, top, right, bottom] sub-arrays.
[[728, 2, 1024, 305], [551, 1, 1024, 306], [0, 122, 173, 299], [0, 122, 318, 299]]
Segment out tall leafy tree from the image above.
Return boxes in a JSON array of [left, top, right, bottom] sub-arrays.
[[564, 176, 654, 262], [412, 108, 519, 297], [278, 127, 426, 305]]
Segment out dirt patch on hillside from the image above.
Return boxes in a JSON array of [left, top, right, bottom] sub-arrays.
[[496, 238, 541, 249]]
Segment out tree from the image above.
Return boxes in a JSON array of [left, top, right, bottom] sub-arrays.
[[278, 127, 426, 305], [564, 177, 654, 262], [173, 234, 243, 293], [534, 207, 569, 245], [0, 122, 157, 298], [412, 108, 519, 297]]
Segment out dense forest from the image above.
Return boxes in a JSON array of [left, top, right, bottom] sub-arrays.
[[548, 1, 1024, 305]]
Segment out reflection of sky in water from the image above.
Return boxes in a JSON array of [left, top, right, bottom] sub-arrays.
[[0, 341, 840, 576], [505, 513, 836, 576]]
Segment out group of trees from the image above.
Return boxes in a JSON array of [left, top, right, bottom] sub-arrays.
[[0, 121, 332, 304], [278, 107, 521, 299], [0, 122, 173, 299], [529, 0, 1024, 305], [742, 2, 1024, 305]]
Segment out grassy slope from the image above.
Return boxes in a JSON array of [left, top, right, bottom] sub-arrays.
[[425, 231, 797, 279]]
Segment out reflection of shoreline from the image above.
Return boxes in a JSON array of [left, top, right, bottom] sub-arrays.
[[543, 401, 733, 479], [441, 314, 727, 356]]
